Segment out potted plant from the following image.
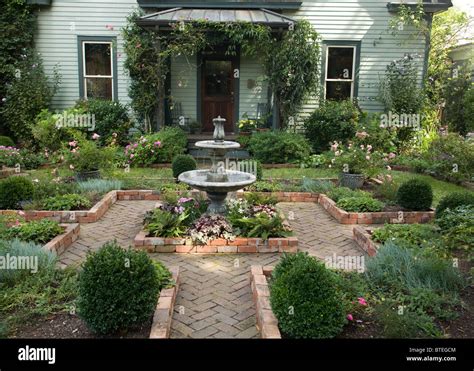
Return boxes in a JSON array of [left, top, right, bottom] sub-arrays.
[[330, 141, 383, 189], [189, 121, 201, 135], [66, 138, 114, 181], [238, 116, 257, 135]]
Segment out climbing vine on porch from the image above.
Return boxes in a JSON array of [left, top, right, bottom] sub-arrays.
[[122, 10, 321, 130]]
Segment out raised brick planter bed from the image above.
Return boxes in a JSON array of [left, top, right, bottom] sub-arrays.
[[134, 230, 298, 254], [149, 266, 179, 339], [318, 194, 435, 225], [352, 226, 379, 256], [250, 265, 281, 339], [0, 190, 118, 224], [43, 223, 80, 255]]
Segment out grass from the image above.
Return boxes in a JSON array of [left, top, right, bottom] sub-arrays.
[[22, 167, 472, 205], [389, 171, 472, 207]]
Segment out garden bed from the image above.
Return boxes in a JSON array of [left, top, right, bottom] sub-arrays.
[[250, 265, 281, 339], [149, 266, 179, 339], [43, 223, 80, 256], [318, 194, 434, 224], [0, 166, 15, 179]]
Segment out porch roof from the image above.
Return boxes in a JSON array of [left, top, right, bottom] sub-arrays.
[[137, 8, 295, 28]]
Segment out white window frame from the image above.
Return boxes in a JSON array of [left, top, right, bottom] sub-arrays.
[[82, 41, 114, 100], [324, 45, 357, 100]]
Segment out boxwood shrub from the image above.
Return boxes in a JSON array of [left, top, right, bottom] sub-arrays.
[[247, 131, 311, 164], [0, 176, 34, 209], [77, 241, 168, 335], [172, 154, 197, 178], [270, 252, 346, 338], [396, 179, 433, 211]]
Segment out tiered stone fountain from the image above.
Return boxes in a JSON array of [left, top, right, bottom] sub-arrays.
[[178, 116, 256, 214]]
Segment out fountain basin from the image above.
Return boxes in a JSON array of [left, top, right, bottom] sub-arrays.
[[178, 169, 256, 193], [179, 169, 256, 213]]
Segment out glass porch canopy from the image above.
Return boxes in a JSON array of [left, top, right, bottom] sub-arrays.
[[136, 8, 296, 29]]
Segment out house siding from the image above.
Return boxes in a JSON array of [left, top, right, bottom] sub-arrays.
[[284, 0, 427, 123], [34, 0, 426, 123], [170, 54, 198, 122], [34, 0, 139, 110]]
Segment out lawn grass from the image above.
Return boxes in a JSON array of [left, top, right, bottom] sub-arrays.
[[21, 167, 472, 206], [389, 171, 472, 207]]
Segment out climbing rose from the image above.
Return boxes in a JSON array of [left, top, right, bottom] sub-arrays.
[[347, 314, 354, 321], [358, 297, 367, 306]]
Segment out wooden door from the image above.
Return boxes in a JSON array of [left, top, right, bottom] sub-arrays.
[[201, 58, 235, 133]]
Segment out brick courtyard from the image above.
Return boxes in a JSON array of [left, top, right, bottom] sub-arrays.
[[59, 199, 365, 338]]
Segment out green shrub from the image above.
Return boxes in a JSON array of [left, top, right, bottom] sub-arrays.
[[0, 136, 15, 147], [336, 196, 384, 212], [396, 179, 433, 211], [0, 146, 22, 168], [436, 191, 474, 217], [126, 127, 187, 165], [365, 241, 464, 293], [77, 179, 123, 195], [231, 213, 291, 240], [423, 133, 474, 183], [67, 139, 115, 173], [0, 176, 34, 209], [327, 186, 370, 202], [0, 219, 63, 244], [443, 66, 473, 135], [239, 159, 262, 181], [304, 100, 359, 153], [31, 109, 75, 152], [75, 99, 132, 145], [247, 131, 311, 164], [246, 180, 283, 192], [32, 179, 78, 201], [0, 51, 59, 144], [437, 205, 474, 256], [243, 192, 278, 206], [18, 149, 46, 170], [77, 241, 164, 334], [41, 194, 92, 211], [172, 154, 197, 178], [371, 224, 437, 247], [270, 252, 346, 338]]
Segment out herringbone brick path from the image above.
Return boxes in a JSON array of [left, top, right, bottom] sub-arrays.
[[59, 199, 365, 338]]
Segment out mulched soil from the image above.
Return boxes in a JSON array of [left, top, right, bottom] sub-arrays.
[[10, 313, 152, 339]]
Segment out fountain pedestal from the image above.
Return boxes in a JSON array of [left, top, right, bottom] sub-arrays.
[[178, 116, 256, 214]]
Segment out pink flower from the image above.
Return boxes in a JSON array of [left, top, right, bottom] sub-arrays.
[[154, 141, 161, 147], [130, 154, 135, 159], [358, 297, 367, 306], [365, 155, 371, 160], [356, 131, 368, 139], [347, 314, 354, 321], [330, 142, 339, 151], [92, 133, 100, 140], [18, 211, 25, 216], [360, 144, 365, 150], [367, 144, 372, 151], [388, 152, 396, 159], [68, 141, 77, 147]]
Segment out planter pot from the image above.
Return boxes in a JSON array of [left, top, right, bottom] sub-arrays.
[[239, 131, 251, 136], [256, 128, 270, 132], [76, 170, 101, 182], [339, 172, 365, 189]]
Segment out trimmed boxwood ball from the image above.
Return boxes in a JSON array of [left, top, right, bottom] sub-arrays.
[[396, 178, 433, 211], [270, 252, 346, 338], [172, 154, 197, 178], [0, 176, 34, 209], [436, 191, 474, 218], [77, 241, 163, 335]]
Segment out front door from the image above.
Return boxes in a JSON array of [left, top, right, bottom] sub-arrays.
[[201, 57, 235, 133]]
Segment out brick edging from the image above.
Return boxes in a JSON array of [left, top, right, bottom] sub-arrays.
[[149, 266, 180, 339], [43, 223, 80, 255], [250, 265, 281, 339], [352, 226, 379, 256], [318, 194, 435, 224], [134, 231, 298, 254]]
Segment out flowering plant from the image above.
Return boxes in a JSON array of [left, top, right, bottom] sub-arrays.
[[125, 136, 162, 166], [0, 146, 22, 167], [329, 141, 384, 178], [65, 139, 114, 172], [238, 117, 257, 132], [189, 214, 235, 245]]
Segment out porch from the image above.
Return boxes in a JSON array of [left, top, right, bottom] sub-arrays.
[[136, 8, 296, 133]]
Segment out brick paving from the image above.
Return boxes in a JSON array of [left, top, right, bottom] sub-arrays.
[[59, 199, 365, 338]]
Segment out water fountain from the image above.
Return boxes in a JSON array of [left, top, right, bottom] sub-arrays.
[[178, 116, 256, 214]]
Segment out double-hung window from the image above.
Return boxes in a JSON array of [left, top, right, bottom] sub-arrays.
[[78, 37, 117, 100], [323, 42, 360, 101]]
